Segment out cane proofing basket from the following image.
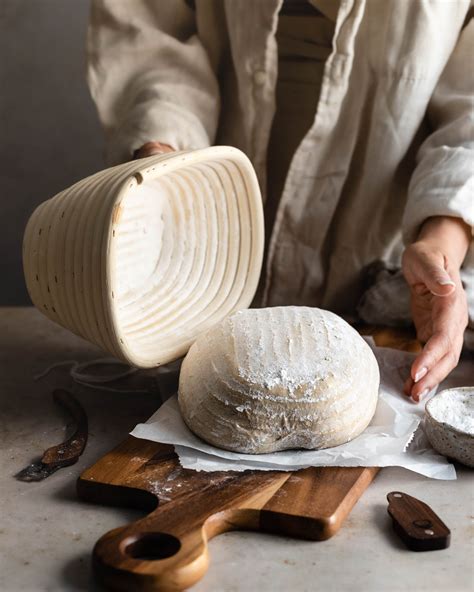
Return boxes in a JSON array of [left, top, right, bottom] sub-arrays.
[[23, 147, 264, 367]]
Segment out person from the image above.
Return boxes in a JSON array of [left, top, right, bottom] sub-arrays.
[[86, 0, 473, 401]]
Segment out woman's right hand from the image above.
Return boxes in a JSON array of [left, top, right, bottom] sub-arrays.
[[133, 141, 175, 159]]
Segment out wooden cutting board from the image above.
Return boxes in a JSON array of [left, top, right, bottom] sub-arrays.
[[77, 328, 420, 592]]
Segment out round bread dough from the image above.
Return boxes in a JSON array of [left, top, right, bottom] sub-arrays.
[[178, 306, 380, 454]]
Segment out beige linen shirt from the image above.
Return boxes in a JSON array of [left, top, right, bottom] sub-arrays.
[[87, 0, 474, 331]]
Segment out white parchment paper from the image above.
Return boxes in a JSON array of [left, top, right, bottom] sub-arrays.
[[131, 340, 457, 479]]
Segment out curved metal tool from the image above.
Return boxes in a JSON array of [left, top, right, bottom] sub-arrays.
[[15, 389, 88, 482]]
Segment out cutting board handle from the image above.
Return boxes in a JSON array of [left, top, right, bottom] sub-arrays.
[[92, 471, 290, 591], [93, 518, 213, 592]]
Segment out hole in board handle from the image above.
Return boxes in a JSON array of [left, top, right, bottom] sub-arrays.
[[123, 532, 181, 561]]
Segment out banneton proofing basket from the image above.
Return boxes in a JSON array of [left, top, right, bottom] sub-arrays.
[[23, 147, 264, 368]]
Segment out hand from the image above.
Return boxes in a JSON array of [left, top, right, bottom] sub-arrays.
[[402, 234, 468, 402], [133, 141, 175, 159]]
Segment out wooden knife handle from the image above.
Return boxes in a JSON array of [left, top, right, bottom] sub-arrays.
[[387, 491, 451, 551]]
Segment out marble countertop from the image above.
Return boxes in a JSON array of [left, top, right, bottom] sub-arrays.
[[0, 307, 472, 592]]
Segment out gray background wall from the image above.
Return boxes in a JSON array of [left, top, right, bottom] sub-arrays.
[[0, 0, 104, 304]]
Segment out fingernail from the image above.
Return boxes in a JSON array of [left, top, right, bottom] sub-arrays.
[[414, 367, 428, 383], [418, 388, 430, 401], [438, 279, 455, 286]]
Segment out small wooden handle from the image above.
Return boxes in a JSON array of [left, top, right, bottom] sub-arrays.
[[387, 491, 451, 551]]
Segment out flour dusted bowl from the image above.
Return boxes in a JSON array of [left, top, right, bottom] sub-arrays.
[[424, 387, 474, 467], [23, 147, 264, 367]]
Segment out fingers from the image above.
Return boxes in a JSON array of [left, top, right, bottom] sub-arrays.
[[406, 330, 463, 401], [402, 242, 467, 402], [410, 350, 461, 402], [415, 257, 454, 297], [410, 332, 449, 380], [133, 141, 175, 159], [406, 286, 466, 401], [403, 375, 414, 398], [403, 245, 455, 297]]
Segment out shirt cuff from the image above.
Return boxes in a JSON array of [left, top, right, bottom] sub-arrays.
[[105, 99, 212, 165], [402, 147, 474, 244]]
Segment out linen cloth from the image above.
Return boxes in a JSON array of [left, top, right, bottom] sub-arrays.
[[87, 0, 474, 329], [264, 12, 335, 270]]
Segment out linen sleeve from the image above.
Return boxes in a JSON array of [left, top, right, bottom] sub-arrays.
[[86, 0, 220, 165], [403, 17, 474, 244]]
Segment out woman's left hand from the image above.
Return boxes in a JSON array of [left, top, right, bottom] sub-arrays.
[[402, 225, 469, 402], [133, 141, 175, 159]]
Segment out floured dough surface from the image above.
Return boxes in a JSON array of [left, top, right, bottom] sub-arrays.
[[178, 306, 380, 453]]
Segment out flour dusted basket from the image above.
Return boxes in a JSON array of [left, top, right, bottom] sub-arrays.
[[23, 147, 264, 367]]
